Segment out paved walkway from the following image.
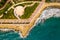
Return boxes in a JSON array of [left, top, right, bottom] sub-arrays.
[[21, 2, 60, 38], [5, 1, 40, 23], [0, 0, 60, 38], [0, 0, 10, 10], [0, 0, 46, 38]]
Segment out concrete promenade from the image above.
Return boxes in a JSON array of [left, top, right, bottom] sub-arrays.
[[20, 2, 60, 38], [0, 0, 60, 38]]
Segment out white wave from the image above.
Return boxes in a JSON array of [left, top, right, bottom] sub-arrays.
[[0, 29, 14, 32], [34, 8, 60, 26]]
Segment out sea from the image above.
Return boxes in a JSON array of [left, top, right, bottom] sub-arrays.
[[0, 8, 60, 40]]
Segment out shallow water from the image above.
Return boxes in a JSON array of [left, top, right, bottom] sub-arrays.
[[25, 17, 60, 40], [0, 17, 60, 40], [0, 8, 60, 40]]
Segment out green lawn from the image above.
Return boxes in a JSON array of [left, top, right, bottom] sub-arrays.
[[20, 3, 39, 19], [14, 2, 32, 8], [0, 0, 7, 7], [1, 9, 17, 19], [45, 0, 52, 2], [0, 2, 39, 19], [13, 0, 41, 4], [0, 2, 13, 19], [13, 0, 23, 4], [45, 0, 57, 2]]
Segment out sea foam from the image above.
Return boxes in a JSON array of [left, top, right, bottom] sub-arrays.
[[34, 8, 60, 26]]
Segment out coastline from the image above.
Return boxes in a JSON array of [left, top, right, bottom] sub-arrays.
[[19, 3, 60, 38], [0, 1, 60, 38]]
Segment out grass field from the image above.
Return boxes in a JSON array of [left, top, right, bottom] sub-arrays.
[[0, 2, 39, 19], [0, 2, 13, 19], [45, 0, 52, 2], [45, 0, 59, 2], [13, 0, 41, 4], [1, 9, 17, 19], [13, 0, 23, 4], [0, 0, 7, 7], [20, 3, 39, 19], [14, 2, 32, 7]]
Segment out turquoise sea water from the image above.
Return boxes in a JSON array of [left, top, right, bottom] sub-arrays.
[[0, 17, 60, 40]]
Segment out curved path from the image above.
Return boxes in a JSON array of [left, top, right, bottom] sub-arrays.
[[6, 1, 40, 13], [0, 0, 45, 38], [0, 0, 10, 10], [0, 0, 60, 38]]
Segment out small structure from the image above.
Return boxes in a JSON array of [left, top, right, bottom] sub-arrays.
[[14, 6, 24, 18]]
